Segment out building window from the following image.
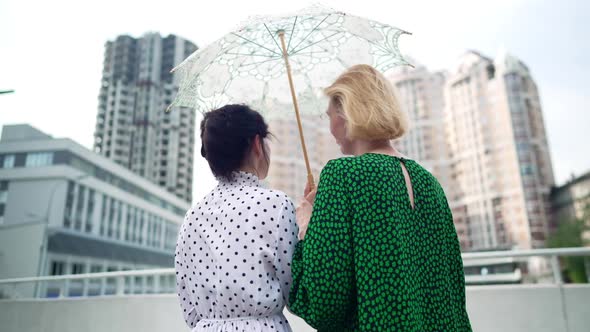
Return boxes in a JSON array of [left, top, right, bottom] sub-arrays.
[[85, 189, 95, 233], [25, 152, 54, 167], [138, 211, 145, 244], [486, 64, 495, 80], [130, 209, 136, 242], [71, 263, 85, 275], [154, 218, 161, 248], [0, 181, 8, 203], [146, 214, 152, 246], [50, 261, 66, 276], [125, 206, 133, 241], [108, 198, 116, 238], [521, 165, 535, 176], [2, 155, 15, 168], [116, 201, 123, 239], [90, 265, 102, 273], [23, 150, 186, 218], [155, 218, 161, 248], [165, 222, 177, 250], [100, 194, 107, 236], [63, 181, 75, 228], [74, 185, 86, 231]]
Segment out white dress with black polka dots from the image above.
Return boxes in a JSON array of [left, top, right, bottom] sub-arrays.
[[175, 171, 298, 332]]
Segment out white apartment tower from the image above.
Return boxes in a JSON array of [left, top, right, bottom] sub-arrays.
[[444, 51, 554, 250], [93, 33, 198, 203]]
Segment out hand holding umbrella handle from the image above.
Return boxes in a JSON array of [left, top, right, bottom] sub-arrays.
[[304, 177, 316, 203], [307, 173, 315, 191]]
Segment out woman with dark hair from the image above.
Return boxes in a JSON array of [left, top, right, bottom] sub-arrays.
[[175, 104, 298, 332]]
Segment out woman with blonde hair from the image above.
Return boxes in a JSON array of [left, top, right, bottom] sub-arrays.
[[288, 65, 472, 331]]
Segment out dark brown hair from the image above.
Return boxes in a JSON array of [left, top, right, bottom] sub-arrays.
[[200, 104, 269, 181]]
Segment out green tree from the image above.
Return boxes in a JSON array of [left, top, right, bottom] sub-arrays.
[[548, 203, 590, 283]]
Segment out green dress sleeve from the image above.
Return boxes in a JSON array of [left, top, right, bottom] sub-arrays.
[[289, 159, 356, 331]]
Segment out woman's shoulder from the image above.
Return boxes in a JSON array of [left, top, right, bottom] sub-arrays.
[[327, 154, 398, 168], [230, 183, 294, 208], [260, 187, 293, 206], [327, 156, 357, 165], [322, 156, 358, 174], [256, 188, 295, 222], [321, 155, 383, 178]]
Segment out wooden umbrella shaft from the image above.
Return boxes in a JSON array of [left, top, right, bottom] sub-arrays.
[[278, 31, 315, 189]]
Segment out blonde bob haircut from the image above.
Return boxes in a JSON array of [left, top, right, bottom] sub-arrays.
[[324, 64, 408, 140]]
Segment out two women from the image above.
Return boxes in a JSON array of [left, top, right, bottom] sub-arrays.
[[175, 65, 471, 331]]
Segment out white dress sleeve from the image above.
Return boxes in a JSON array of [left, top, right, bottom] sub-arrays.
[[273, 197, 298, 306], [175, 213, 200, 329]]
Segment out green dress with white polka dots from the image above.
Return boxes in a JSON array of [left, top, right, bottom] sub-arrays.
[[289, 154, 472, 332]]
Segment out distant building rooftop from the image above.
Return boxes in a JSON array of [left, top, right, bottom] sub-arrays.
[[0, 124, 52, 142]]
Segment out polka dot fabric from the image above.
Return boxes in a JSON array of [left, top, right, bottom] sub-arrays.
[[175, 171, 298, 332], [289, 154, 472, 332]]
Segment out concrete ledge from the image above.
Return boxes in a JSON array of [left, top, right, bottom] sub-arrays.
[[1, 285, 589, 332]]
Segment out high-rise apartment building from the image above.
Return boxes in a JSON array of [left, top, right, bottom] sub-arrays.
[[93, 33, 197, 203], [268, 51, 556, 252], [444, 51, 554, 250]]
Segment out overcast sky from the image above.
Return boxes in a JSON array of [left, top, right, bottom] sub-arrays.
[[1, 0, 588, 201]]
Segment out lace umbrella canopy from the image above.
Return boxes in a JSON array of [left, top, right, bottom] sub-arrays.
[[169, 4, 411, 187]]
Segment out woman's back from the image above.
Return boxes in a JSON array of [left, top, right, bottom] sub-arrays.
[[351, 153, 469, 330], [176, 172, 297, 331], [289, 153, 471, 331]]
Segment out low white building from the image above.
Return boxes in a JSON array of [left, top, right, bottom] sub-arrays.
[[0, 124, 189, 297]]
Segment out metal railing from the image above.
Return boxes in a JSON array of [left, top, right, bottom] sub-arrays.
[[0, 268, 176, 299], [462, 247, 590, 284], [1, 247, 589, 300]]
